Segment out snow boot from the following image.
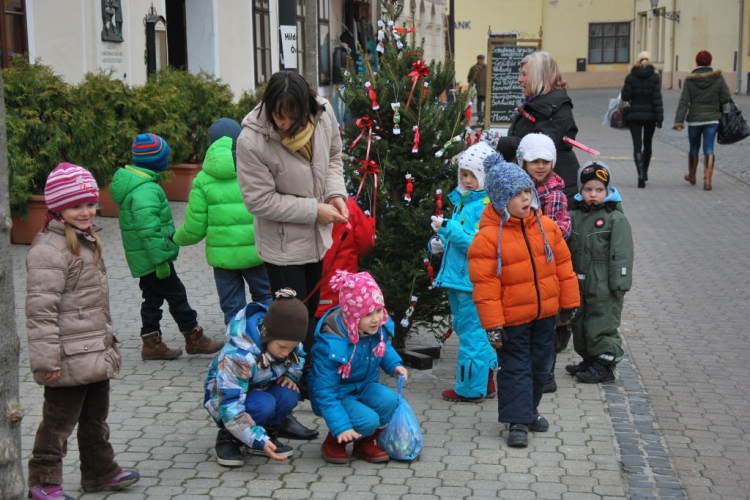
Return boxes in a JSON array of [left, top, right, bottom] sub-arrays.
[[182, 325, 224, 355], [321, 432, 349, 464], [141, 332, 182, 360], [352, 428, 389, 462]]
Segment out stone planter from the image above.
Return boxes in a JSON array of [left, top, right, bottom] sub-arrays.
[[98, 185, 119, 217], [11, 195, 47, 244], [160, 162, 202, 202]]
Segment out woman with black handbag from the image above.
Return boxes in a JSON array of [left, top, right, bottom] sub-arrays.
[[673, 50, 731, 191], [622, 51, 663, 188]]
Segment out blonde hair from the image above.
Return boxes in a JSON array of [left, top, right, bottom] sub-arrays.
[[520, 51, 567, 96], [64, 223, 103, 265]]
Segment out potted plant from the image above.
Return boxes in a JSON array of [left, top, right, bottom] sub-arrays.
[[4, 58, 72, 243]]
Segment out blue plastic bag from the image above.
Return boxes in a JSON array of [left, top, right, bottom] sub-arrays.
[[378, 375, 423, 461]]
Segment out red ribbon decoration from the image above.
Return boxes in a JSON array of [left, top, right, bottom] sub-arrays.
[[412, 125, 420, 153], [406, 60, 430, 108], [393, 27, 415, 35], [355, 159, 380, 225], [517, 105, 537, 123], [435, 189, 443, 217], [349, 117, 373, 164], [466, 102, 472, 122], [404, 173, 413, 202]]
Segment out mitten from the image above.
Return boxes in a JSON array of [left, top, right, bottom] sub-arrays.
[[558, 307, 577, 324], [155, 262, 171, 279], [429, 237, 445, 254], [430, 215, 444, 233], [486, 327, 507, 350]]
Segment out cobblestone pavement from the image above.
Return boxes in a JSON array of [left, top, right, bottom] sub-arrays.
[[11, 86, 750, 499]]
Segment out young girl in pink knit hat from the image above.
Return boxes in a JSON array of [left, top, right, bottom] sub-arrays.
[[25, 163, 139, 499], [309, 271, 409, 464]]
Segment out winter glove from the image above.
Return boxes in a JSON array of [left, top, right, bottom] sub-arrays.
[[656, 121, 662, 129], [429, 237, 445, 254], [558, 307, 578, 324], [155, 262, 171, 280], [486, 327, 508, 350], [430, 215, 444, 233]]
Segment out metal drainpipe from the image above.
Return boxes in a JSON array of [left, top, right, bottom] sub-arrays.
[[737, 0, 745, 94]]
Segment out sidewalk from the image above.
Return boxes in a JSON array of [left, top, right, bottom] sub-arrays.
[[11, 87, 750, 499]]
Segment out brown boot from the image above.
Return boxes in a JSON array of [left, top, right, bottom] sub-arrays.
[[141, 332, 183, 360], [352, 428, 389, 463], [684, 155, 698, 185], [182, 325, 224, 355], [703, 154, 715, 191], [321, 432, 349, 464]]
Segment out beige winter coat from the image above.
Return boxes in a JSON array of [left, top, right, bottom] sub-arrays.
[[236, 97, 347, 266], [26, 220, 121, 387]]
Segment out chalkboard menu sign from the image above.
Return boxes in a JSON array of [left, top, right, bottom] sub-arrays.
[[487, 41, 537, 124]]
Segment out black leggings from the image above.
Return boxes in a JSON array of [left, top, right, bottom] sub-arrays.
[[628, 120, 656, 157]]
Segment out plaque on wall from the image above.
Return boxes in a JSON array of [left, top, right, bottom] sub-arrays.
[[101, 0, 124, 42]]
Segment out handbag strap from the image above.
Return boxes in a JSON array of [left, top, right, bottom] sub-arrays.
[[397, 374, 404, 399]]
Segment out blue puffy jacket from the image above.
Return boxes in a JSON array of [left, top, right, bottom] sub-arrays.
[[429, 188, 489, 292], [309, 308, 403, 437]]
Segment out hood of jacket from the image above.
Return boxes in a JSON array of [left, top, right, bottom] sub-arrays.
[[527, 89, 574, 117], [109, 165, 161, 205], [224, 302, 268, 355], [685, 68, 723, 89], [573, 186, 624, 212], [631, 64, 656, 79], [201, 136, 237, 181]]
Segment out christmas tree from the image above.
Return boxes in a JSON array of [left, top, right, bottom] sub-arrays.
[[339, 1, 471, 348]]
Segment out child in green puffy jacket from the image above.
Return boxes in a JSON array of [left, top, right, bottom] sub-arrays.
[[173, 118, 272, 325], [109, 133, 224, 360]]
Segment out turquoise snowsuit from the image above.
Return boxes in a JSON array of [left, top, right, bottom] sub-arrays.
[[429, 188, 497, 398], [568, 187, 634, 366]]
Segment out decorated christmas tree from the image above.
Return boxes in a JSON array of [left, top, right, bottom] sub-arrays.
[[339, 1, 473, 347]]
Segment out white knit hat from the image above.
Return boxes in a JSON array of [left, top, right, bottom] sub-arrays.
[[516, 133, 557, 170], [457, 141, 494, 192]]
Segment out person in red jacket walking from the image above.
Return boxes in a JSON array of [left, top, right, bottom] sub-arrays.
[[315, 196, 376, 319]]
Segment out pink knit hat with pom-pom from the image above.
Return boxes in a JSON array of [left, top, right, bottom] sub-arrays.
[[329, 270, 388, 378]]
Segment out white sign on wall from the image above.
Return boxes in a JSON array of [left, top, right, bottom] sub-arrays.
[[279, 25, 297, 69]]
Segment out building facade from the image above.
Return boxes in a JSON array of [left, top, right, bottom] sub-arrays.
[[8, 0, 446, 101], [453, 0, 747, 92]]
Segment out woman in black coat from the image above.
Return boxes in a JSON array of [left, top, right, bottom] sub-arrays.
[[497, 51, 580, 203], [621, 51, 664, 188]]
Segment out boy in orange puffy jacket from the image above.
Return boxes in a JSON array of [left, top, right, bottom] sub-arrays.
[[468, 153, 579, 449]]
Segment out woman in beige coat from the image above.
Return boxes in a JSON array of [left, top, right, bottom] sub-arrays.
[[26, 163, 138, 500], [236, 70, 348, 441]]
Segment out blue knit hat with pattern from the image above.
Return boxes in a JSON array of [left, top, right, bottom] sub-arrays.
[[132, 133, 171, 172], [483, 152, 553, 275]]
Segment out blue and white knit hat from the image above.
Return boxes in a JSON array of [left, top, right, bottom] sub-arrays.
[[483, 152, 553, 275], [132, 133, 171, 172], [457, 141, 494, 192]]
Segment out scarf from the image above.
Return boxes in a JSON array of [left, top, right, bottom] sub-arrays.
[[281, 119, 314, 161]]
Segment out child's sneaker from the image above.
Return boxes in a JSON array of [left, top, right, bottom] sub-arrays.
[[575, 362, 615, 383], [82, 470, 140, 492], [28, 484, 74, 500], [251, 436, 293, 458], [442, 389, 485, 403], [215, 428, 245, 467]]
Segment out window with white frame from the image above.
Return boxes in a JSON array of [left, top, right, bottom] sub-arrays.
[[588, 22, 630, 64]]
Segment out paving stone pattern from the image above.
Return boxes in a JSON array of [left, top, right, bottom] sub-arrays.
[[11, 87, 750, 499]]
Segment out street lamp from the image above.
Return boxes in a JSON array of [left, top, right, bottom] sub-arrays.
[[650, 0, 680, 22], [143, 4, 167, 76]]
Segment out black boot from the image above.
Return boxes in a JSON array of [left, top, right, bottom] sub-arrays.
[[276, 414, 319, 440], [634, 153, 645, 188], [642, 152, 651, 182]]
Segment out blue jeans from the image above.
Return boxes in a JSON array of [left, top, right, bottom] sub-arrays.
[[688, 123, 719, 155], [495, 316, 556, 424], [214, 265, 273, 325], [244, 383, 300, 428], [339, 383, 398, 438]]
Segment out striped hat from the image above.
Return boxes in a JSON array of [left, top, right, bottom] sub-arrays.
[[44, 163, 99, 213], [132, 133, 171, 172]]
